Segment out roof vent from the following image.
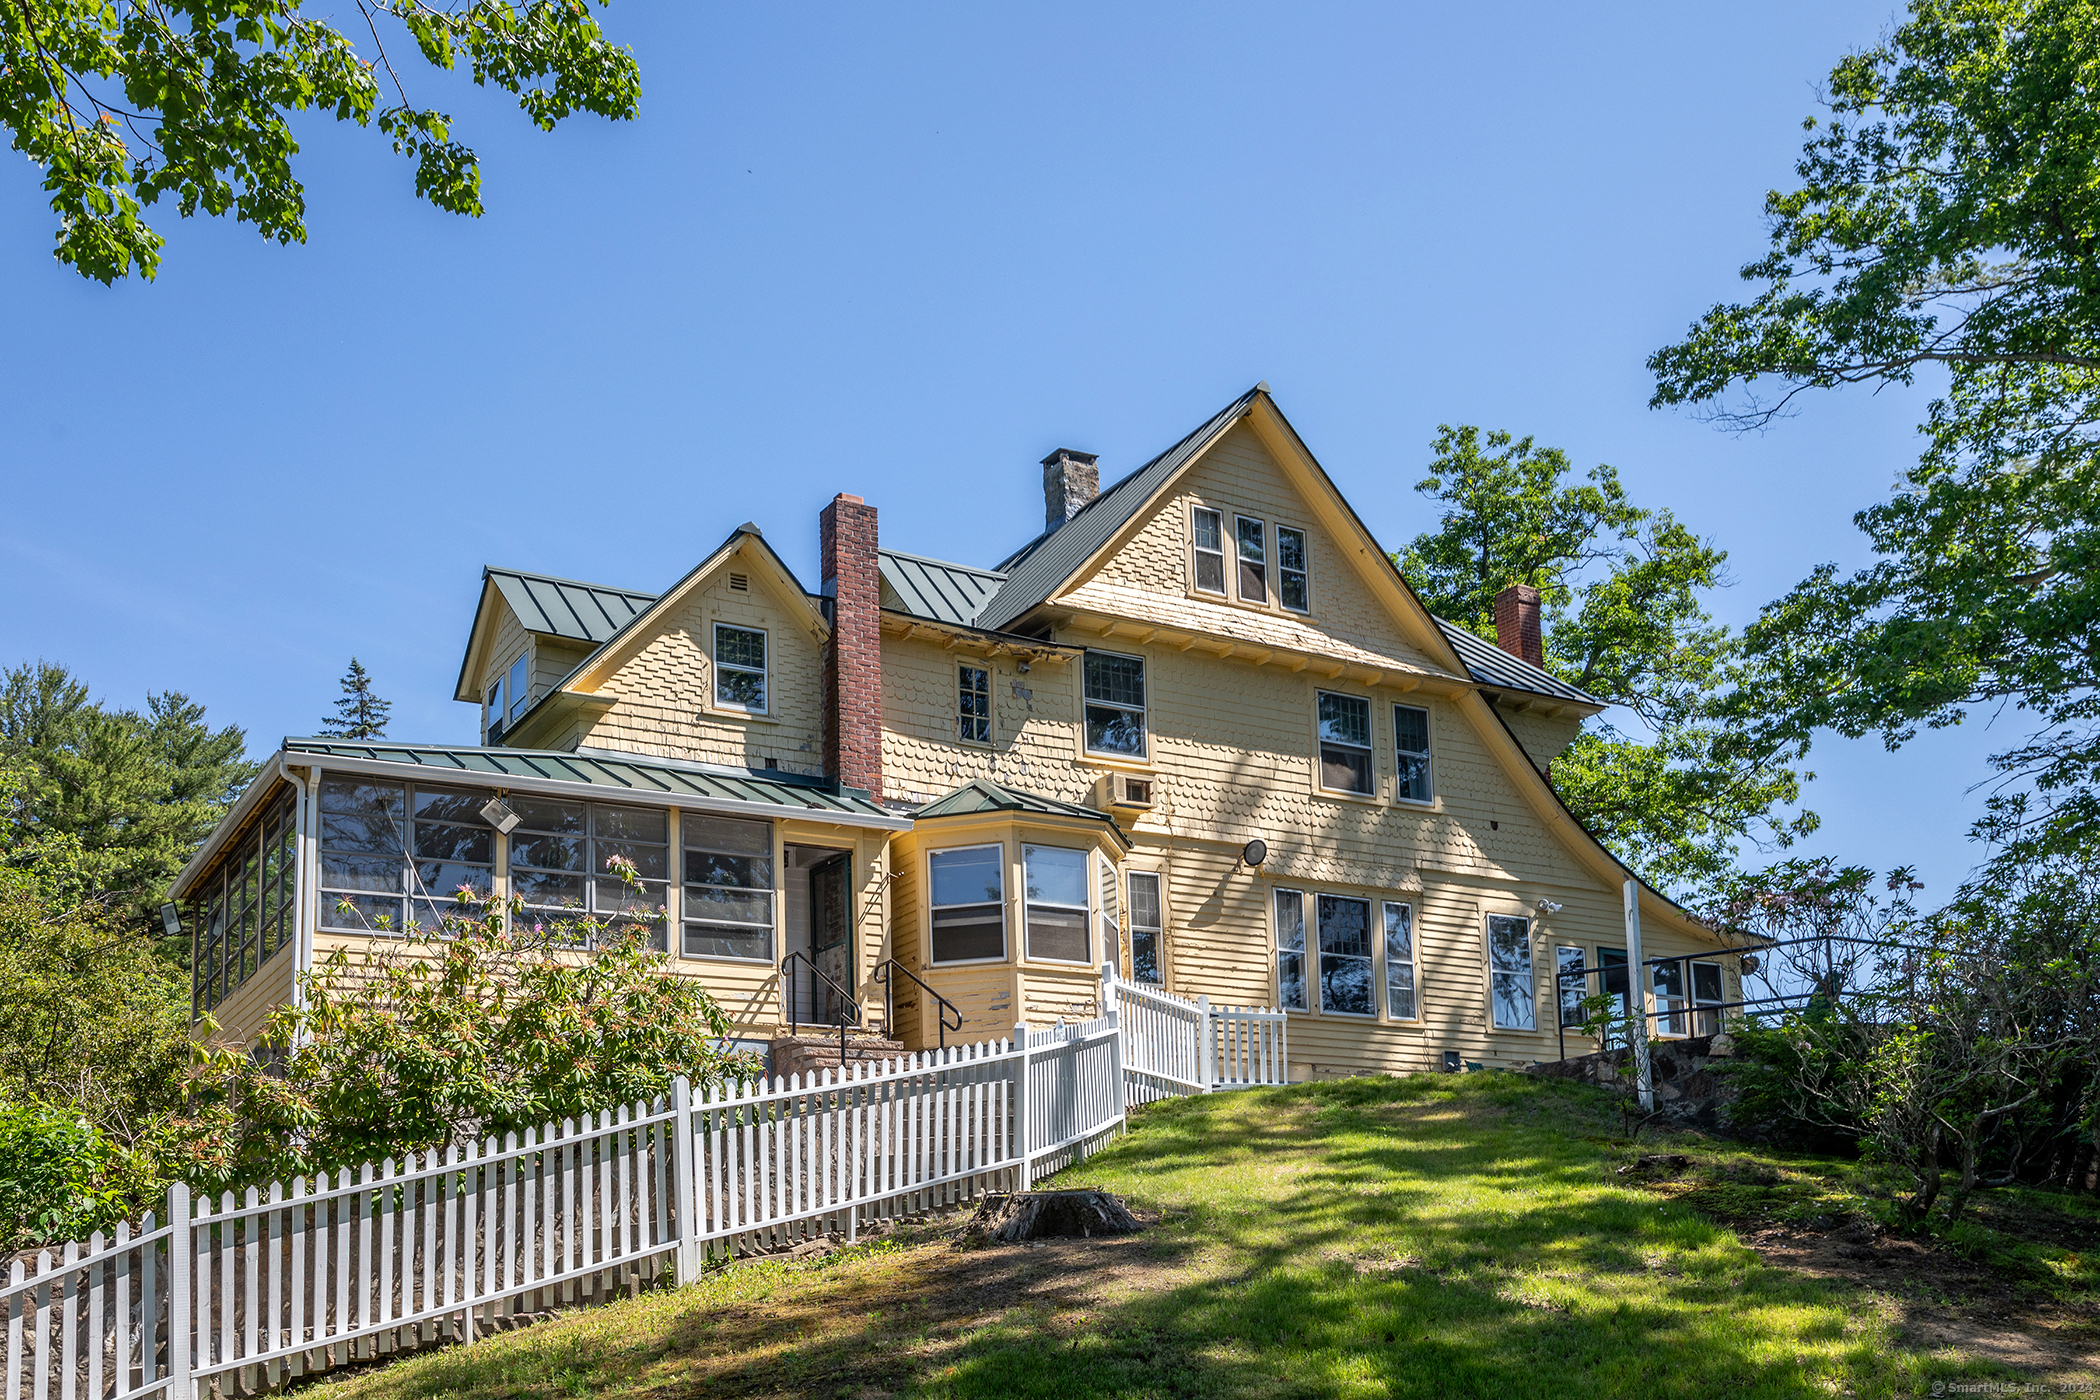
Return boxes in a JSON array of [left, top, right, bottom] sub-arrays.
[[1041, 448, 1100, 530], [729, 573, 749, 592]]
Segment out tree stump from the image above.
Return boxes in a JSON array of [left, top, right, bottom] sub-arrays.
[[966, 1190, 1141, 1243]]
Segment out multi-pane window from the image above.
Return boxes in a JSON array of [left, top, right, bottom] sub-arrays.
[[508, 798, 669, 948], [1653, 960, 1689, 1037], [1083, 651, 1147, 759], [682, 815, 775, 960], [1319, 894, 1373, 1016], [1598, 948, 1630, 1046], [1275, 889, 1307, 1011], [1488, 914, 1535, 1030], [1235, 516, 1267, 603], [1557, 945, 1588, 1028], [1023, 844, 1089, 964], [714, 623, 768, 712], [1692, 961, 1725, 1037], [1192, 507, 1226, 595], [930, 844, 1005, 963], [1384, 902, 1417, 1020], [958, 664, 991, 744], [1317, 691, 1373, 795], [319, 778, 496, 935], [507, 652, 529, 727], [1395, 705, 1433, 803], [1278, 526, 1309, 612], [193, 789, 297, 1016], [1128, 871, 1163, 984]]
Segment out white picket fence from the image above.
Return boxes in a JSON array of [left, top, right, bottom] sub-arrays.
[[1, 968, 1284, 1399]]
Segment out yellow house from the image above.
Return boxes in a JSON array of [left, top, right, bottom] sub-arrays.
[[173, 385, 1736, 1078]]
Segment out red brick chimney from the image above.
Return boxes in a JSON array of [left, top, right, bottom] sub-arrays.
[[820, 493, 882, 799], [1493, 583, 1543, 668]]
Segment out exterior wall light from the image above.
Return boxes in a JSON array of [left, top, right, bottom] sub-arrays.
[[1241, 838, 1268, 868], [480, 797, 522, 835], [158, 902, 182, 939], [1534, 898, 1564, 915]]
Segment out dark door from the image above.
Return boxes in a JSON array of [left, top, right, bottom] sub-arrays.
[[810, 853, 851, 1024]]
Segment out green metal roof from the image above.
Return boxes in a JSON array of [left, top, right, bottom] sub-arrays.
[[878, 550, 1007, 627], [486, 568, 659, 645], [282, 738, 903, 823], [912, 779, 1127, 844]]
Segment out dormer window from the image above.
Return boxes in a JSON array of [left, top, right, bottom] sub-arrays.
[[1192, 506, 1226, 595], [1235, 516, 1267, 603], [506, 653, 529, 727]]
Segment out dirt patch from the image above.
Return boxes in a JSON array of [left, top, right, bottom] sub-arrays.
[[1731, 1216, 2099, 1380]]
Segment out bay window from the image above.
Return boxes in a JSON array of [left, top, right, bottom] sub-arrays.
[[1023, 844, 1090, 963], [930, 844, 1005, 964]]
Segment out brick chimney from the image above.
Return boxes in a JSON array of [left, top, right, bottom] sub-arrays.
[[820, 493, 882, 799], [1493, 583, 1544, 668], [1042, 449, 1099, 530]]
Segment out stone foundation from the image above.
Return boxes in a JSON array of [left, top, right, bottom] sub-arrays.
[[770, 1033, 907, 1081], [1526, 1033, 1742, 1128]]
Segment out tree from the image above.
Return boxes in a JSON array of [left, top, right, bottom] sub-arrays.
[[0, 662, 256, 921], [321, 657, 391, 740], [1398, 426, 1816, 895], [2, 0, 640, 283], [1648, 0, 2100, 869]]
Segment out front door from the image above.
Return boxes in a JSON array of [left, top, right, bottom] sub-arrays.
[[809, 852, 851, 1024]]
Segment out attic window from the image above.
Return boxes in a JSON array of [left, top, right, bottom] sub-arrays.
[[729, 573, 749, 592]]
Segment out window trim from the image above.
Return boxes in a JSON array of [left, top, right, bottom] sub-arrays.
[[1234, 514, 1268, 605], [1383, 900, 1419, 1022], [1393, 702, 1434, 806], [1081, 649, 1149, 762], [509, 797, 672, 951], [1485, 911, 1537, 1033], [1127, 868, 1164, 985], [1191, 505, 1227, 597], [1316, 892, 1376, 1019], [957, 662, 993, 746], [1652, 958, 1692, 1039], [928, 841, 1009, 967], [507, 650, 531, 727], [484, 677, 504, 742], [1021, 843, 1091, 966], [1315, 689, 1376, 798], [1274, 887, 1308, 1012], [1691, 959, 1725, 1037], [712, 621, 770, 715], [1276, 523, 1311, 614]]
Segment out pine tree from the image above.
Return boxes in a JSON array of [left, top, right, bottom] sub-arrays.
[[321, 659, 391, 741]]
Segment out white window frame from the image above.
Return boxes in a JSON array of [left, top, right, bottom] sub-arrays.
[[679, 813, 776, 964], [1275, 887, 1307, 1012], [1556, 944, 1589, 1029], [1316, 690, 1375, 796], [1277, 523, 1310, 613], [1487, 912, 1536, 1031], [1394, 703, 1434, 804], [1127, 869, 1163, 985], [1317, 893, 1375, 1018], [1022, 843, 1091, 965], [1691, 959, 1725, 1037], [713, 621, 770, 715], [1653, 958, 1691, 1038], [1234, 514, 1268, 604], [1081, 649, 1148, 760], [1191, 505, 1227, 596], [928, 842, 1007, 967], [957, 662, 992, 745], [1384, 901, 1418, 1022]]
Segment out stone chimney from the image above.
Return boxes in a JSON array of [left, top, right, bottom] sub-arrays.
[[1041, 449, 1099, 530], [820, 493, 882, 799], [1493, 583, 1544, 668]]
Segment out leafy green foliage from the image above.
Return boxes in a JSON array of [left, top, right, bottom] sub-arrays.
[[1, 661, 256, 925], [320, 656, 391, 740], [1398, 426, 1815, 894], [1649, 0, 2100, 872], [174, 878, 744, 1190], [0, 1096, 147, 1251], [0, 1, 641, 282]]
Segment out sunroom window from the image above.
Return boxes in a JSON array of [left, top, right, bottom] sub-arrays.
[[1083, 651, 1147, 759], [1317, 691, 1373, 795], [714, 623, 768, 712], [682, 814, 775, 960], [318, 778, 494, 936], [1023, 844, 1090, 964], [930, 844, 1005, 964], [508, 797, 669, 948]]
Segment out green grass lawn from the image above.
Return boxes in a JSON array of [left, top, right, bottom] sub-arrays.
[[305, 1072, 2096, 1400]]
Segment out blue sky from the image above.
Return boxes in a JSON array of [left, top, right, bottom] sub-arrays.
[[0, 3, 1999, 897]]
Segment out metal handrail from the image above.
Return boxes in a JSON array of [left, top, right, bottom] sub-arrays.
[[779, 950, 863, 1065], [871, 958, 964, 1049]]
